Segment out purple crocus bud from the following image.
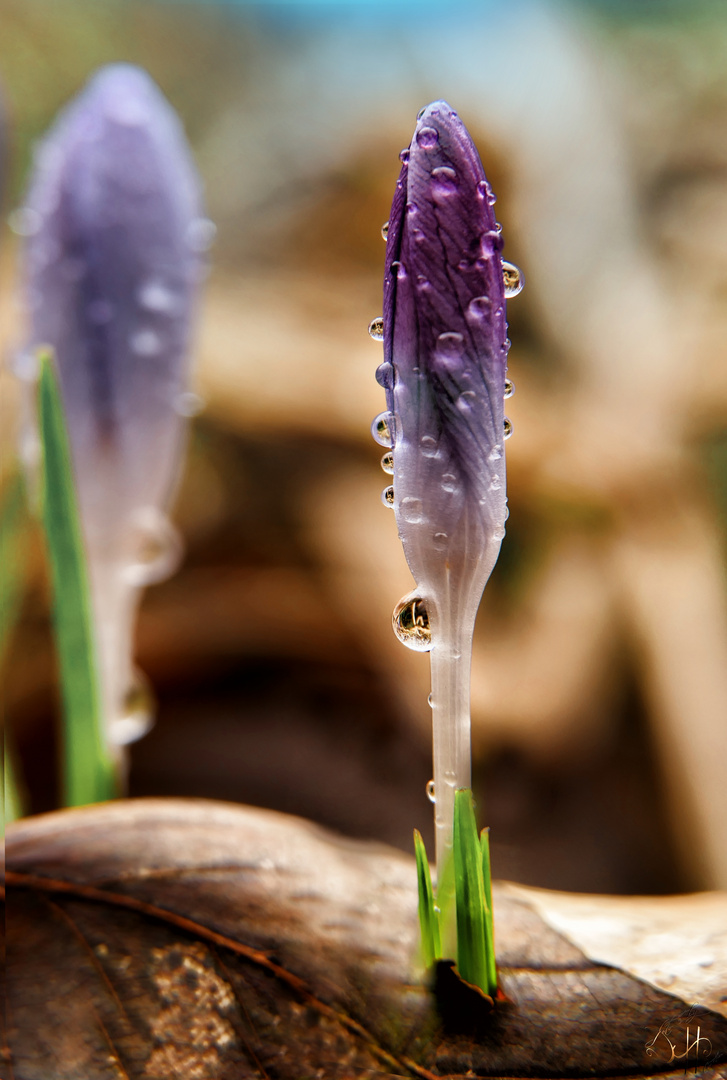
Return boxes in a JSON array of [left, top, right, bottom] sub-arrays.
[[22, 64, 207, 749], [24, 63, 205, 559], [374, 101, 522, 877]]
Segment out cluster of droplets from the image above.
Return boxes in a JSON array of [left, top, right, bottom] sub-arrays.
[[368, 128, 524, 681]]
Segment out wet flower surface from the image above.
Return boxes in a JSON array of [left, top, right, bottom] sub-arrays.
[[23, 63, 205, 560], [23, 64, 205, 751], [381, 101, 509, 610], [378, 101, 516, 880]]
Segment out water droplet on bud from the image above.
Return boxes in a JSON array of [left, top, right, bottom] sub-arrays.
[[375, 361, 394, 389], [382, 485, 395, 507], [416, 126, 439, 149], [436, 331, 465, 358], [503, 261, 523, 297], [399, 147, 410, 163], [368, 317, 384, 341], [504, 417, 513, 439], [381, 451, 394, 474], [381, 221, 389, 240], [371, 411, 394, 447], [426, 779, 436, 803], [393, 593, 431, 652], [504, 379, 514, 399]]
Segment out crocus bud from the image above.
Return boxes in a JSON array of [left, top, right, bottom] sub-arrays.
[[24, 63, 205, 559], [381, 101, 510, 609], [376, 102, 521, 878], [22, 64, 206, 750]]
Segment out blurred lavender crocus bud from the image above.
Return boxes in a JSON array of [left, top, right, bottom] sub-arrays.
[[23, 64, 208, 749], [376, 101, 521, 874]]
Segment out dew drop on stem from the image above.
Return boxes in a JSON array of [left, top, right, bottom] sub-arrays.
[[392, 593, 432, 652]]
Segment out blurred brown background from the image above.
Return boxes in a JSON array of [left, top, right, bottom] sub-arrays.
[[2, 0, 727, 896]]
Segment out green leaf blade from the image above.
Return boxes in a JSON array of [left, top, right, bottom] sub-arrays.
[[414, 829, 441, 969], [453, 788, 489, 994], [38, 351, 117, 806], [480, 825, 498, 996]]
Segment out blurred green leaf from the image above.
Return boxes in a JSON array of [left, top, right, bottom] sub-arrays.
[[480, 826, 497, 994], [0, 472, 27, 670], [38, 350, 117, 806]]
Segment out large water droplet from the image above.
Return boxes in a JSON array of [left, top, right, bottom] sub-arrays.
[[504, 379, 514, 399], [138, 280, 182, 315], [381, 485, 395, 507], [130, 329, 162, 357], [426, 779, 436, 803], [8, 208, 42, 236], [467, 296, 491, 320], [375, 361, 394, 389], [457, 391, 477, 410], [431, 166, 457, 195], [368, 317, 384, 342], [381, 451, 394, 474], [436, 332, 465, 358], [399, 147, 410, 163], [416, 126, 439, 149], [401, 496, 425, 524], [503, 417, 513, 439], [502, 261, 523, 298], [371, 411, 394, 447], [110, 668, 155, 746], [393, 593, 431, 652], [124, 507, 183, 587], [381, 221, 389, 240]]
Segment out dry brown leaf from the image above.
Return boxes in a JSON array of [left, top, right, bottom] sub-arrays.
[[5, 798, 727, 1079]]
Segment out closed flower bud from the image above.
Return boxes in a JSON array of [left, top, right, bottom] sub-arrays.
[[379, 101, 519, 875], [22, 64, 207, 749], [23, 63, 205, 562]]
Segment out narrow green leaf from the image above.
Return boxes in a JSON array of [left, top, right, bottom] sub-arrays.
[[480, 826, 498, 996], [453, 788, 488, 993], [1, 473, 29, 825], [414, 829, 441, 968], [0, 471, 26, 670], [38, 350, 117, 806]]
